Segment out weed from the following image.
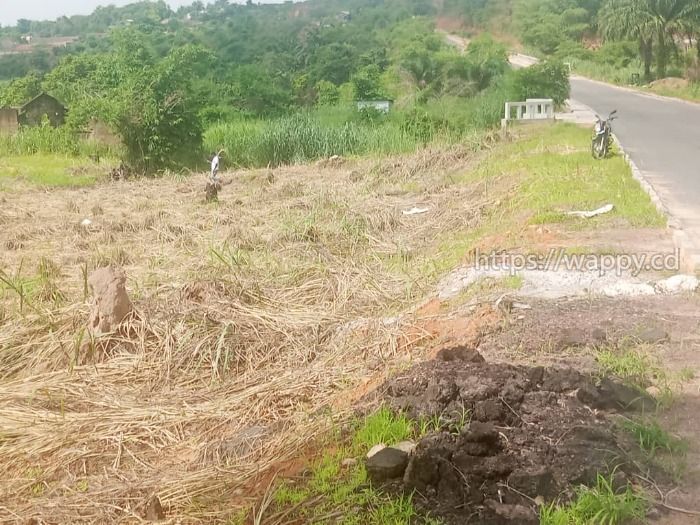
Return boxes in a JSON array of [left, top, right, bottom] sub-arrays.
[[677, 367, 695, 382], [621, 418, 687, 457], [596, 345, 664, 389], [352, 407, 414, 452], [447, 406, 472, 435], [540, 473, 648, 525]]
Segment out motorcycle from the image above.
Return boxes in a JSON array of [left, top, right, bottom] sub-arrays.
[[591, 110, 617, 159]]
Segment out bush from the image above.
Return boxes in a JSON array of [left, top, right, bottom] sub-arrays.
[[508, 61, 570, 106]]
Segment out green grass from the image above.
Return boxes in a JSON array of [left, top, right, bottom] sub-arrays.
[[203, 93, 507, 169], [621, 418, 687, 458], [540, 473, 648, 525], [596, 346, 660, 388], [352, 407, 414, 451], [644, 82, 700, 103], [0, 154, 103, 188], [268, 407, 442, 524], [428, 122, 665, 276]]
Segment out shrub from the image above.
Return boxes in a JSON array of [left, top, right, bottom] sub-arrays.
[[508, 61, 570, 106]]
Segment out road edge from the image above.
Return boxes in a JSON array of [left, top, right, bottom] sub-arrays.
[[571, 74, 700, 108], [611, 134, 700, 274]]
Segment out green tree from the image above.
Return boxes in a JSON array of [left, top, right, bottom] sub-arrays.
[[0, 72, 43, 106], [509, 60, 571, 105], [316, 80, 340, 105], [600, 0, 700, 79], [351, 64, 385, 100]]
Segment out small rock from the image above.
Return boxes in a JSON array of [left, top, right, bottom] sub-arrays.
[[81, 218, 93, 227], [485, 500, 537, 524], [341, 458, 358, 468], [656, 275, 699, 294], [646, 385, 661, 398], [145, 496, 165, 521], [635, 326, 669, 344], [578, 378, 657, 412], [88, 267, 133, 336], [366, 447, 409, 483], [393, 440, 417, 455], [366, 444, 386, 459], [436, 345, 486, 363]]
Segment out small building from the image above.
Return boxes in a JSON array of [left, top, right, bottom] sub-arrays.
[[0, 107, 19, 134], [356, 100, 393, 114], [337, 11, 351, 22], [18, 93, 66, 128]]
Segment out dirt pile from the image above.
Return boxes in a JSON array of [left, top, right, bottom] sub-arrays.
[[374, 347, 652, 524], [88, 266, 133, 335]]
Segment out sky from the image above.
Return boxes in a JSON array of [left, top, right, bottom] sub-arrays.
[[0, 1, 276, 27]]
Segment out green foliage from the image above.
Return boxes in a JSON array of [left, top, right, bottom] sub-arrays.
[[0, 72, 42, 107], [464, 35, 509, 90], [621, 419, 687, 457], [509, 61, 571, 106], [540, 474, 648, 525], [352, 64, 386, 101], [595, 345, 664, 389], [316, 80, 340, 106], [351, 407, 414, 451]]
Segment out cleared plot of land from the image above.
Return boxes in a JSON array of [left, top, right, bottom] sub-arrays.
[[0, 124, 665, 522]]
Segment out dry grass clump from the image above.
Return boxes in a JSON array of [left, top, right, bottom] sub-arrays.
[[0, 140, 503, 523]]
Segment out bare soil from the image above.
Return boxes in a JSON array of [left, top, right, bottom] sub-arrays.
[[367, 293, 700, 523]]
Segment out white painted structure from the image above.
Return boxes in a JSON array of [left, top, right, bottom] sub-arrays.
[[357, 100, 392, 113], [501, 98, 554, 128]]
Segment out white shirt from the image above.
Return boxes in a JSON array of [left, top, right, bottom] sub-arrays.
[[211, 155, 220, 175]]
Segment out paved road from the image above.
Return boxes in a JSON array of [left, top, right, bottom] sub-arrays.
[[570, 77, 700, 255]]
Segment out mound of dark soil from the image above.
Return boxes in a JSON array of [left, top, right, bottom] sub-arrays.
[[375, 347, 653, 524]]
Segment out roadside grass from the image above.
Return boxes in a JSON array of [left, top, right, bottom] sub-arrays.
[[540, 473, 648, 525], [562, 56, 700, 103], [432, 122, 665, 275], [0, 154, 103, 188], [643, 82, 700, 103], [266, 408, 441, 525]]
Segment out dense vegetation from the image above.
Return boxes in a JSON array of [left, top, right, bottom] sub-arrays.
[[447, 0, 700, 85], [0, 0, 573, 171]]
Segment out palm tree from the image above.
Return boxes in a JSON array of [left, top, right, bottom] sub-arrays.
[[600, 0, 654, 79], [600, 0, 700, 79]]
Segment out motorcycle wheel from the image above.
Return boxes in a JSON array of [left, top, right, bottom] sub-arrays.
[[591, 137, 605, 159]]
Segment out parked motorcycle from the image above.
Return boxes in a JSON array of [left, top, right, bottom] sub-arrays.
[[591, 110, 617, 159]]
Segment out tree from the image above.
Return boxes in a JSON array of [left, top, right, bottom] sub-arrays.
[[600, 0, 700, 79], [509, 60, 571, 106], [351, 64, 385, 100], [0, 72, 42, 106]]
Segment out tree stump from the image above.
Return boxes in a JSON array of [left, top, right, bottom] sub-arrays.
[[205, 180, 222, 202]]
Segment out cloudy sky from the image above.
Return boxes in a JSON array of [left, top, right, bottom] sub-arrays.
[[0, 1, 276, 27]]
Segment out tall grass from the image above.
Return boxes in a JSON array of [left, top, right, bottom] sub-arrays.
[[204, 92, 506, 168], [205, 113, 416, 168], [0, 124, 118, 158]]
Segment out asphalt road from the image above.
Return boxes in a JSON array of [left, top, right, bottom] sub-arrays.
[[570, 77, 700, 246]]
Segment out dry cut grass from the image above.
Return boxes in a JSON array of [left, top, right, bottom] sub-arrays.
[[0, 137, 501, 523]]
